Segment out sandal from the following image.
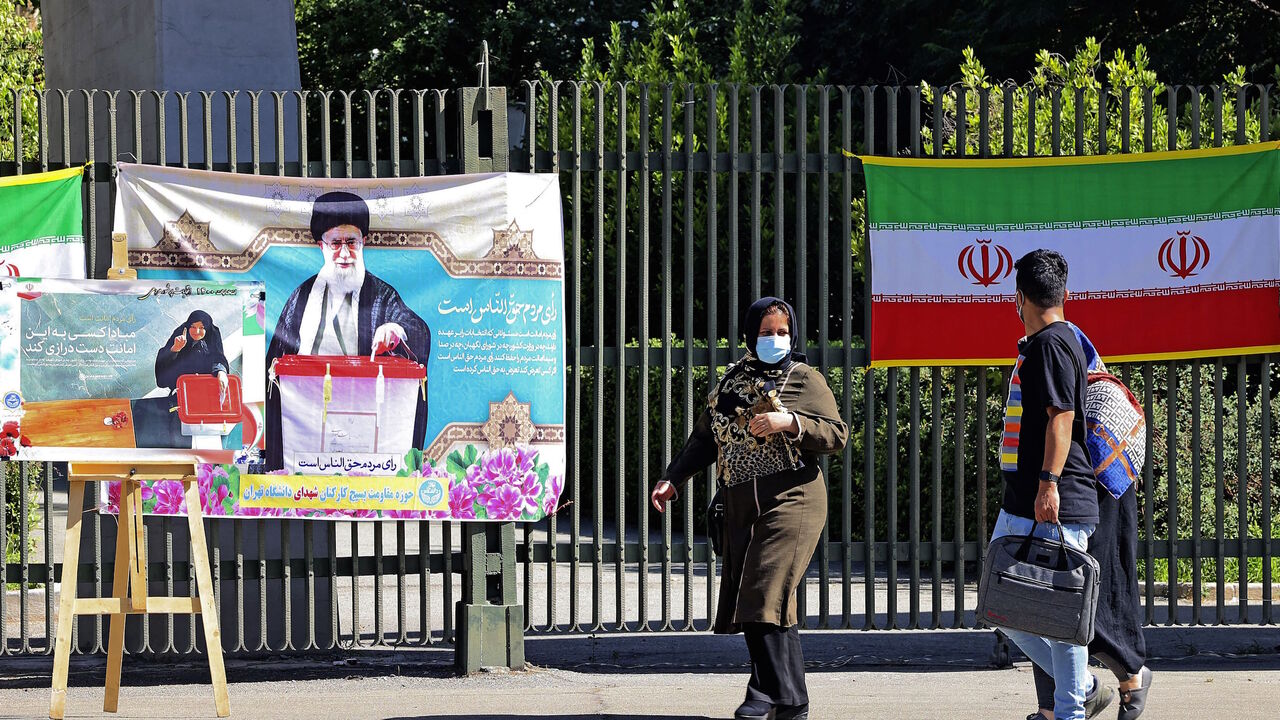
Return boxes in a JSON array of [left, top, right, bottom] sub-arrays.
[[1117, 666, 1153, 720]]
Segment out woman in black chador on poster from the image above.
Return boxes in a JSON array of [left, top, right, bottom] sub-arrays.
[[155, 310, 230, 397], [130, 310, 231, 448]]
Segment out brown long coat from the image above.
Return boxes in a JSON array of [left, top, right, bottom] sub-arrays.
[[662, 362, 847, 633]]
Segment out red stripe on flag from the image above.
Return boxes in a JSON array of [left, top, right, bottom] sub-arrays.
[[872, 286, 1280, 365]]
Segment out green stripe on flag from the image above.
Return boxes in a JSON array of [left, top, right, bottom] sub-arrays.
[[0, 168, 84, 251], [864, 142, 1280, 226]]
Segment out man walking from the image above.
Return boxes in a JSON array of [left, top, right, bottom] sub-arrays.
[[993, 249, 1098, 720]]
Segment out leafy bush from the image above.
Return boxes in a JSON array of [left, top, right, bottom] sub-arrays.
[[0, 1, 41, 162], [4, 462, 42, 581]]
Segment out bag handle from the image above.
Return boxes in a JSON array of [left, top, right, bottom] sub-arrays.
[[1014, 521, 1071, 569]]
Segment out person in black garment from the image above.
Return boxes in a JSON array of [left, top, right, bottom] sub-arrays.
[[264, 191, 431, 470], [156, 309, 230, 397], [651, 297, 848, 720]]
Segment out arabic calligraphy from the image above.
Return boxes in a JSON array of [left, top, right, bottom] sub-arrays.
[[437, 292, 559, 326], [240, 482, 417, 506], [433, 327, 560, 378], [22, 325, 140, 357], [293, 454, 400, 473]]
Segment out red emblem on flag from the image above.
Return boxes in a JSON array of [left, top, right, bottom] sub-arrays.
[[1158, 231, 1210, 279], [958, 239, 1013, 287], [0, 260, 19, 277]]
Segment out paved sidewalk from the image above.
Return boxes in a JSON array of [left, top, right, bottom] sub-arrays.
[[2, 627, 1277, 719]]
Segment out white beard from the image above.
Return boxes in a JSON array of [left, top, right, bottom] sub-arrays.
[[297, 252, 367, 355], [316, 253, 366, 296]]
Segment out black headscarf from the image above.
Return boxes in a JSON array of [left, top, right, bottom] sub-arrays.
[[742, 296, 805, 371], [155, 310, 229, 391]]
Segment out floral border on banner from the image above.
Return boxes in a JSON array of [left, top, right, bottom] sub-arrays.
[[100, 444, 565, 521]]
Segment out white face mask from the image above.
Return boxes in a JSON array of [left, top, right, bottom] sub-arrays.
[[756, 334, 791, 364]]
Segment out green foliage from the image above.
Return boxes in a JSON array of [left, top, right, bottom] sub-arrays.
[[1140, 362, 1280, 586], [0, 0, 41, 162], [445, 445, 480, 480], [921, 39, 1270, 157], [4, 462, 42, 582], [793, 0, 1280, 87], [294, 0, 653, 90], [575, 0, 799, 85]]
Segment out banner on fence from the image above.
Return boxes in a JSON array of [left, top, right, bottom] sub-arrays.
[[0, 167, 86, 279], [862, 142, 1280, 367], [112, 165, 566, 521], [0, 277, 264, 462]]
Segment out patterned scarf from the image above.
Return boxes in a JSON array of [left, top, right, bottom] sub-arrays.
[[708, 297, 806, 487]]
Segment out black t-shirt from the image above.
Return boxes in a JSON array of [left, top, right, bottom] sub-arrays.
[[999, 321, 1098, 524]]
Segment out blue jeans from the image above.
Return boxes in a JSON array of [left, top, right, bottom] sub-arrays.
[[990, 509, 1096, 720]]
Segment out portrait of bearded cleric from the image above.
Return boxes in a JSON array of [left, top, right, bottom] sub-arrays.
[[264, 191, 431, 470]]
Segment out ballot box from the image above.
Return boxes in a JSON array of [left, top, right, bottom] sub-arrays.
[[272, 355, 425, 472]]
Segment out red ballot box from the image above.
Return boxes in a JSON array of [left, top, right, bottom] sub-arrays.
[[176, 374, 243, 426]]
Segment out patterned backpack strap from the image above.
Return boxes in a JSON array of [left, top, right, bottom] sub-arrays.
[[1084, 371, 1147, 498]]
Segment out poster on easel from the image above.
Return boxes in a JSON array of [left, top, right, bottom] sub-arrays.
[[0, 277, 266, 464], [113, 165, 566, 521]]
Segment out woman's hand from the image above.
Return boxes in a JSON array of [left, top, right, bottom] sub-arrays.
[[651, 480, 677, 512], [748, 411, 798, 438], [217, 371, 230, 407], [170, 332, 187, 352]]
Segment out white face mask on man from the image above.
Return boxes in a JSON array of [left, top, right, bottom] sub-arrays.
[[755, 334, 791, 364]]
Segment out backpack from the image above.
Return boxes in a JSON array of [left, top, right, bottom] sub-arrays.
[[1067, 323, 1147, 499]]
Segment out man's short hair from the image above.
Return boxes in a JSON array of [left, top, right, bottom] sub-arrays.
[[310, 191, 369, 242], [1014, 249, 1069, 308]]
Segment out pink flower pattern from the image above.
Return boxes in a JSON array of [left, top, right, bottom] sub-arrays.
[[97, 447, 560, 521]]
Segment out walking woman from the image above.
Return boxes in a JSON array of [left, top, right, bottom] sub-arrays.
[[651, 297, 847, 720]]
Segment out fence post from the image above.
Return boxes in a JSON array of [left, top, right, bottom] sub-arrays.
[[454, 72, 523, 672]]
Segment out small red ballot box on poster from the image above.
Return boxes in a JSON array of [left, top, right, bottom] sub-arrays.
[[176, 374, 244, 448], [272, 355, 426, 472]]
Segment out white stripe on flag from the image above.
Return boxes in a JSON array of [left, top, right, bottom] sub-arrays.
[[871, 213, 1280, 296]]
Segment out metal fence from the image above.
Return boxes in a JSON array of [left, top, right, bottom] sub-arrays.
[[2, 81, 1277, 657]]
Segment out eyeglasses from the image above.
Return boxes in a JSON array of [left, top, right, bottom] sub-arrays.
[[322, 238, 363, 252]]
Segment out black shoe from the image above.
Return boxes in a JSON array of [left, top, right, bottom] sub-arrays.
[[1085, 675, 1115, 719], [775, 703, 809, 720], [1026, 714, 1050, 720], [1117, 666, 1153, 720], [733, 699, 772, 720]]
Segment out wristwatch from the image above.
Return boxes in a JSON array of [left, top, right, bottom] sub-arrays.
[[1038, 471, 1060, 484]]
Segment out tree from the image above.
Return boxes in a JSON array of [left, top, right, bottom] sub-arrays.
[[294, 0, 652, 90], [920, 38, 1271, 158], [0, 0, 42, 162], [794, 0, 1280, 86]]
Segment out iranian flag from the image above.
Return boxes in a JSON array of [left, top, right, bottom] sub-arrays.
[[0, 166, 86, 279], [863, 142, 1280, 367]]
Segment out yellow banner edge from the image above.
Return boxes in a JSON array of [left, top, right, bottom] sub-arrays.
[[0, 164, 89, 189], [854, 140, 1280, 169]]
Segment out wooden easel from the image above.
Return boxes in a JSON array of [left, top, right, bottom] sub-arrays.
[[49, 463, 229, 719], [50, 236, 229, 718]]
